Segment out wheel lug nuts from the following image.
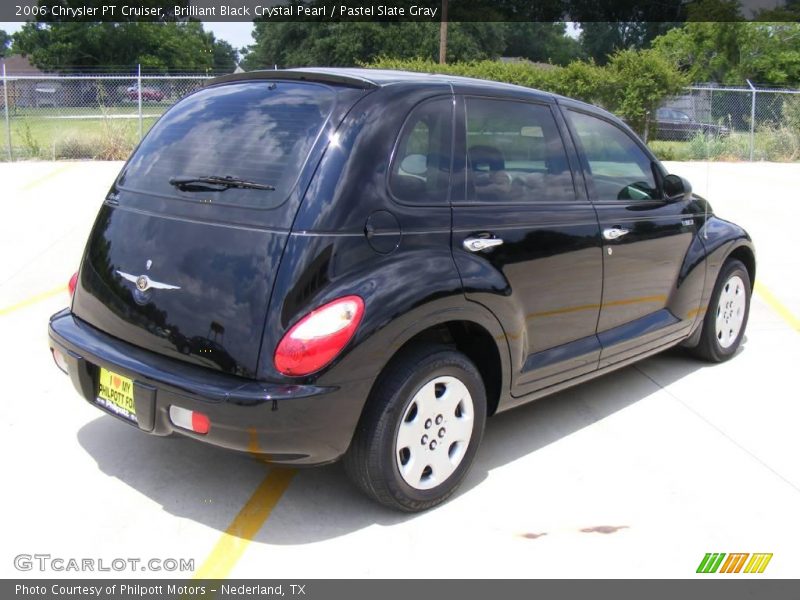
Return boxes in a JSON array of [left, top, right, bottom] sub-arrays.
[[425, 419, 432, 429], [435, 415, 443, 425], [438, 427, 446, 438], [421, 435, 428, 445], [429, 440, 437, 450]]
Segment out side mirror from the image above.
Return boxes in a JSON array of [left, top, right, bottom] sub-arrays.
[[663, 174, 692, 202]]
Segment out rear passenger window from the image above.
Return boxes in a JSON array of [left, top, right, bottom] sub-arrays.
[[464, 98, 575, 203], [390, 97, 453, 205], [567, 110, 658, 201]]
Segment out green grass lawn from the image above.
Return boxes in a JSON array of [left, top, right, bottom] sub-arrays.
[[1, 113, 160, 160], [649, 129, 800, 162], [7, 104, 166, 118]]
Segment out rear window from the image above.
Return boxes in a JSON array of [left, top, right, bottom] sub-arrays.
[[117, 81, 335, 209]]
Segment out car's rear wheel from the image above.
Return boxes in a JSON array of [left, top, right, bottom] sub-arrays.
[[344, 345, 486, 512], [689, 258, 751, 362]]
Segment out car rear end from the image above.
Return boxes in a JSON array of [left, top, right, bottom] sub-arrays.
[[49, 73, 376, 464]]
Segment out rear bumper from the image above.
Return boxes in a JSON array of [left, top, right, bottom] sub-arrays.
[[48, 309, 371, 465]]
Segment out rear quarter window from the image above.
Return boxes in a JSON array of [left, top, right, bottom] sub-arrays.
[[117, 81, 335, 209], [389, 96, 453, 205]]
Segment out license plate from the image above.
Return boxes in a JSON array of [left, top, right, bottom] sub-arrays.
[[96, 368, 136, 423]]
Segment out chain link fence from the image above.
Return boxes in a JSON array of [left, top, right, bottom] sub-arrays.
[[3, 70, 800, 162], [651, 84, 800, 161], [1, 67, 211, 161]]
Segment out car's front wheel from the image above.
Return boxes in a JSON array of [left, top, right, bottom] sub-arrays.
[[689, 258, 751, 362], [344, 345, 487, 512]]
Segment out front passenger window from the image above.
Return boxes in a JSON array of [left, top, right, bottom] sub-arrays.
[[567, 111, 658, 201]]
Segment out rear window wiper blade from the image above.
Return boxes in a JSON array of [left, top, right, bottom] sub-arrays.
[[169, 175, 275, 191]]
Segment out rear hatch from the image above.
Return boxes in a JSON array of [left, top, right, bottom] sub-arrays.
[[72, 79, 360, 378]]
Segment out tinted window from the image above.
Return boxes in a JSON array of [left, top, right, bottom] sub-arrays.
[[390, 97, 453, 204], [464, 98, 574, 203], [118, 81, 335, 209], [567, 111, 658, 201]]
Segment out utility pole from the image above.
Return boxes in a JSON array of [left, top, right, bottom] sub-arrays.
[[438, 0, 448, 64]]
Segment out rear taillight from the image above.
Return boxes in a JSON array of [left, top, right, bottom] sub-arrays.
[[274, 295, 365, 376], [68, 272, 78, 297], [169, 406, 210, 435]]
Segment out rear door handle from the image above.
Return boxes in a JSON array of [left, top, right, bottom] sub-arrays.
[[603, 227, 630, 241], [463, 237, 504, 252]]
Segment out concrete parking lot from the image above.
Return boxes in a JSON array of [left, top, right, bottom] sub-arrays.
[[1, 160, 798, 579]]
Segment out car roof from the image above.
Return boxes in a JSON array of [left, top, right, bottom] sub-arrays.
[[207, 66, 617, 120], [294, 67, 548, 91]]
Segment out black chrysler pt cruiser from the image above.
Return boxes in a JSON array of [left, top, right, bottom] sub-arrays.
[[49, 68, 755, 511]]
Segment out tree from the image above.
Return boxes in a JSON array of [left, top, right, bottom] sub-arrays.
[[757, 0, 800, 20], [502, 23, 583, 65], [211, 38, 238, 72], [653, 21, 800, 85], [652, 24, 739, 83], [12, 21, 237, 73], [242, 22, 505, 69], [578, 22, 679, 65], [0, 29, 11, 58], [737, 25, 800, 86], [605, 48, 688, 133], [567, 0, 687, 64]]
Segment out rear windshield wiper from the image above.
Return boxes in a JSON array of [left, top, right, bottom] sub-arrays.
[[169, 175, 275, 191]]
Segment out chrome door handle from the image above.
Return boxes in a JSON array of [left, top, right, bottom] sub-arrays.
[[463, 237, 504, 252], [603, 227, 630, 241]]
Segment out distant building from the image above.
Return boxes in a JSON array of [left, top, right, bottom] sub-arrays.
[[1, 54, 52, 111], [1, 54, 45, 75]]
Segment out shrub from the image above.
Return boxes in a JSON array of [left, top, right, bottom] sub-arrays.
[[55, 136, 101, 160], [16, 120, 43, 159], [782, 95, 800, 131], [369, 51, 688, 136], [648, 141, 691, 161], [754, 125, 800, 161]]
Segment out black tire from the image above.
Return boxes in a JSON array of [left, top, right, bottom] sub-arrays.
[[689, 258, 751, 362], [344, 344, 487, 512]]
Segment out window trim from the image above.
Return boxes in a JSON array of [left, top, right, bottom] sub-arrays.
[[454, 95, 580, 207], [562, 107, 666, 205], [386, 94, 455, 208]]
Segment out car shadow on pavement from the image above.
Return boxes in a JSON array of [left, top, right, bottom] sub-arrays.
[[76, 346, 735, 544]]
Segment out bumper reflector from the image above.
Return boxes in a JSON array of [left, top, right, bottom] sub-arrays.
[[51, 347, 69, 374], [169, 405, 210, 435]]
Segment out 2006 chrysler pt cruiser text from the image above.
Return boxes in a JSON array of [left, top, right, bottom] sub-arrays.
[[49, 68, 755, 512]]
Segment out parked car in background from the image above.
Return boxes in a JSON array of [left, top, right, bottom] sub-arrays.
[[653, 108, 730, 141], [126, 85, 165, 102], [50, 68, 755, 512]]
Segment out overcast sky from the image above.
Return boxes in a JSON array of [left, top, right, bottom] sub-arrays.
[[0, 21, 255, 51]]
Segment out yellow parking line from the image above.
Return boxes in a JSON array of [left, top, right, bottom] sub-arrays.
[[755, 282, 800, 332], [20, 164, 73, 191], [193, 468, 295, 580], [0, 285, 67, 317]]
